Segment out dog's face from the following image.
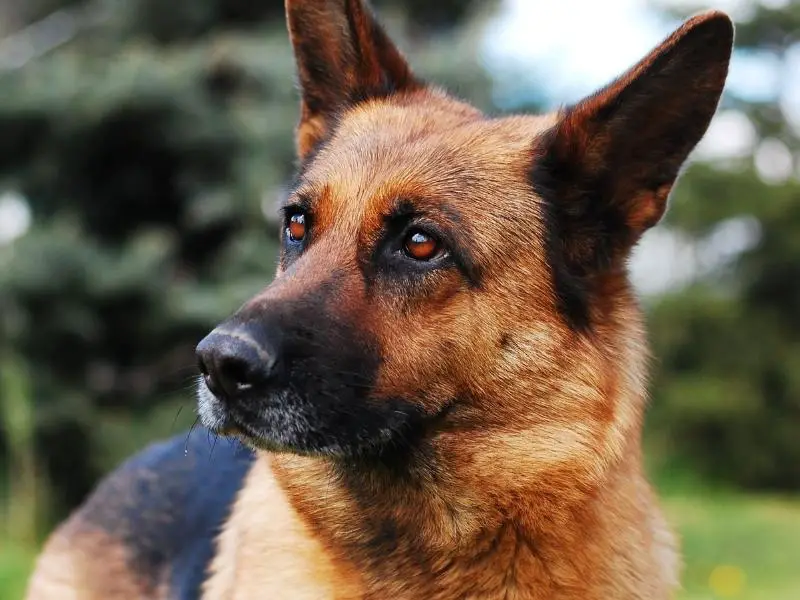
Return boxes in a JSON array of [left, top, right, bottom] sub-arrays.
[[197, 0, 732, 478]]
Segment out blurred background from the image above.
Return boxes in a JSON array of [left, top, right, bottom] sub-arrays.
[[0, 0, 798, 597]]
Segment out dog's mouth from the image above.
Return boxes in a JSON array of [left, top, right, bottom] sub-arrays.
[[196, 376, 434, 459]]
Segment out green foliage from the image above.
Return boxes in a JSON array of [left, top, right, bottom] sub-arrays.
[[112, 0, 487, 43], [719, 4, 800, 52], [0, 31, 286, 514], [648, 278, 800, 489], [644, 3, 800, 490], [10, 0, 86, 26]]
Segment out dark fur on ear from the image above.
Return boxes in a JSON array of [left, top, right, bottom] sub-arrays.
[[285, 0, 422, 159], [533, 11, 734, 329]]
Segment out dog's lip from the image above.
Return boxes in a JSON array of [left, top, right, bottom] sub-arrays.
[[206, 407, 257, 438], [199, 391, 251, 439], [208, 413, 270, 447], [221, 410, 316, 455], [210, 421, 241, 437]]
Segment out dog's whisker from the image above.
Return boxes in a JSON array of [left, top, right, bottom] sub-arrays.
[[184, 416, 200, 456]]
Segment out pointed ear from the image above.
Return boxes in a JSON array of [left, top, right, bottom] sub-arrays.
[[534, 10, 733, 318], [285, 0, 421, 159]]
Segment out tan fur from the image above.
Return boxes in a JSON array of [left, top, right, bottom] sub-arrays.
[[28, 2, 733, 598], [27, 523, 152, 599], [203, 444, 678, 599], [202, 457, 365, 599]]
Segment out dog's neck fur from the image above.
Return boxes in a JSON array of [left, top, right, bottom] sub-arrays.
[[250, 435, 676, 599]]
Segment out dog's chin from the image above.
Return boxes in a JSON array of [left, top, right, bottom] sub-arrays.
[[217, 421, 305, 456], [195, 379, 428, 460]]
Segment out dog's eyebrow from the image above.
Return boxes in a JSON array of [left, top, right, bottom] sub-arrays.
[[388, 198, 483, 288], [285, 173, 313, 204], [281, 190, 314, 212], [287, 134, 333, 195], [385, 197, 460, 224]]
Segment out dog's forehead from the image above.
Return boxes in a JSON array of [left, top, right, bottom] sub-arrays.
[[295, 99, 557, 232]]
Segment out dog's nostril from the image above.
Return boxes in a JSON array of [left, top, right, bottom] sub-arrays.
[[218, 356, 255, 395], [202, 373, 216, 395], [197, 360, 219, 398], [197, 357, 209, 376]]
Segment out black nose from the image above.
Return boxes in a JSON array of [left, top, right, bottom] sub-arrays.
[[195, 329, 277, 401]]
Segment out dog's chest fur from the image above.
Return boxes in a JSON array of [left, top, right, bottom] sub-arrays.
[[203, 454, 678, 600], [202, 458, 361, 600]]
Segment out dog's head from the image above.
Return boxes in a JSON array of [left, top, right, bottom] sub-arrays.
[[196, 0, 732, 483]]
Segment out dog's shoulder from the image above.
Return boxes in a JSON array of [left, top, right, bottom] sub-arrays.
[[26, 427, 254, 600]]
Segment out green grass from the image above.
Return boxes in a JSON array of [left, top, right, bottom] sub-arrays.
[[664, 491, 800, 600], [1, 489, 798, 600], [0, 542, 36, 600]]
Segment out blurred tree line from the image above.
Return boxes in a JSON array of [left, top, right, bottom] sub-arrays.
[[0, 0, 798, 537], [645, 1, 800, 491]]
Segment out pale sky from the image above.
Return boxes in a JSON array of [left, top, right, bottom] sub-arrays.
[[482, 0, 796, 148]]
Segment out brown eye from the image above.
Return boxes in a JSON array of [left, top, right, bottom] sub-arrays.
[[403, 230, 440, 261], [288, 213, 306, 242]]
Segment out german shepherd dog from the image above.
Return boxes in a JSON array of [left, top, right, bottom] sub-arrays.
[[26, 1, 733, 598]]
